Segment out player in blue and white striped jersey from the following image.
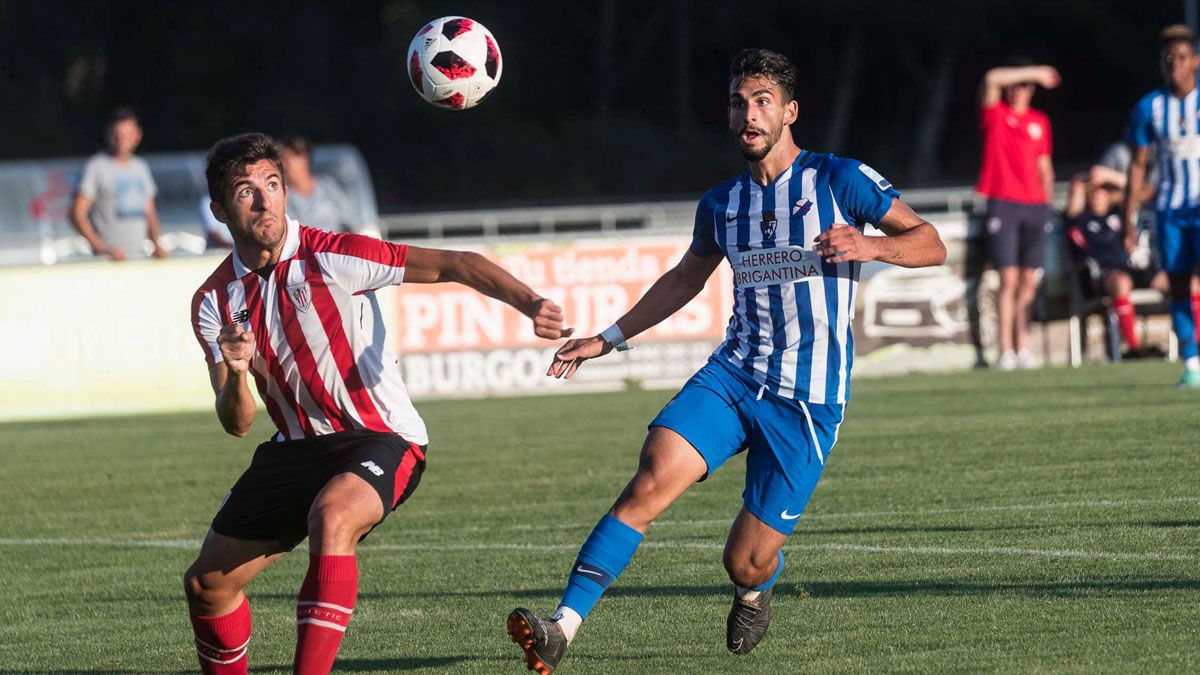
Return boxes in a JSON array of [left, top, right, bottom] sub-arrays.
[[1123, 24, 1200, 387], [507, 49, 946, 672]]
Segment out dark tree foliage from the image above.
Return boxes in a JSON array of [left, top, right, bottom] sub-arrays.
[[0, 0, 1180, 209]]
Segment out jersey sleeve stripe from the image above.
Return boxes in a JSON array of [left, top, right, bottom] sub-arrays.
[[191, 290, 223, 368], [302, 226, 408, 268]]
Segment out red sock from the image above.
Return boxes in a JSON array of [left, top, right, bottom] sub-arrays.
[[1113, 296, 1140, 350], [190, 595, 251, 675], [294, 554, 358, 675], [1191, 295, 1200, 337]]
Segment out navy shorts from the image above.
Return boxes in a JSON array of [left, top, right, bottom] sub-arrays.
[[986, 198, 1050, 269], [211, 429, 426, 550], [649, 357, 844, 536]]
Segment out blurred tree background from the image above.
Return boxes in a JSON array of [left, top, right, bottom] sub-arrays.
[[0, 0, 1182, 210]]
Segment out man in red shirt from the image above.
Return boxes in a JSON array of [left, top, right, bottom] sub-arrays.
[[977, 57, 1060, 370], [184, 133, 571, 675]]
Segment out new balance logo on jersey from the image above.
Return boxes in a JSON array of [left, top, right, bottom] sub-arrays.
[[230, 309, 249, 324], [360, 461, 384, 477]]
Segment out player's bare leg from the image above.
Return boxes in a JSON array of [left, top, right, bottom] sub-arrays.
[[723, 509, 788, 654], [509, 427, 707, 674], [609, 427, 710, 530], [1014, 266, 1041, 367], [996, 266, 1019, 369], [294, 472, 385, 675], [184, 531, 287, 674]]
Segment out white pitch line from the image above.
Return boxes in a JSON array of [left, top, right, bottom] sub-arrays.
[[426, 495, 1200, 533], [0, 538, 1191, 562]]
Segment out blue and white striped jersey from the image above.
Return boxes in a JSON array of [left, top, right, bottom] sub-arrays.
[[690, 151, 899, 404], [1128, 84, 1200, 219]]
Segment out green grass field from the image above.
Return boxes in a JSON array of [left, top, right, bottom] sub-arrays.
[[2, 362, 1198, 674]]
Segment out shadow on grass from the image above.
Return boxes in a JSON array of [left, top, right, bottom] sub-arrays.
[[250, 655, 501, 672], [244, 576, 1200, 604], [1139, 520, 1200, 528]]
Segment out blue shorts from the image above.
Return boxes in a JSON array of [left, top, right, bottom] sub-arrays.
[[1156, 212, 1200, 273], [649, 357, 844, 536]]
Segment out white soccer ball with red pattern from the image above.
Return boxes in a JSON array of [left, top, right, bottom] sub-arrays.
[[407, 16, 502, 110]]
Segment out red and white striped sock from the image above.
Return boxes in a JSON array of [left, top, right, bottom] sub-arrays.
[[189, 595, 251, 675], [294, 554, 358, 675]]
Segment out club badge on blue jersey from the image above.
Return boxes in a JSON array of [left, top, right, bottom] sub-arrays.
[[760, 210, 778, 239]]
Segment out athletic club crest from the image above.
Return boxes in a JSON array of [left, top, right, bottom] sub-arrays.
[[760, 210, 778, 238], [288, 282, 311, 313]]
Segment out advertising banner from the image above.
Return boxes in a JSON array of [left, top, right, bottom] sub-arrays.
[[1, 223, 994, 421], [395, 237, 733, 397]]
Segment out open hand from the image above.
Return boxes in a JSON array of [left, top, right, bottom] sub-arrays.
[[547, 335, 612, 379], [813, 223, 878, 263]]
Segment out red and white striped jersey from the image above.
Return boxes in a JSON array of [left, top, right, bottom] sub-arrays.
[[191, 216, 428, 444]]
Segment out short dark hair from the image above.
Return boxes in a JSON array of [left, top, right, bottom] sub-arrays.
[[205, 132, 286, 204], [1161, 24, 1197, 50], [280, 133, 313, 157], [730, 49, 798, 101], [108, 106, 139, 129], [1001, 54, 1035, 69]]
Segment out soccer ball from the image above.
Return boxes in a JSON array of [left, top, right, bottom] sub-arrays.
[[406, 16, 502, 110]]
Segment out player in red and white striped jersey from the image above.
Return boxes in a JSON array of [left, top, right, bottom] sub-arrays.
[[182, 133, 571, 675]]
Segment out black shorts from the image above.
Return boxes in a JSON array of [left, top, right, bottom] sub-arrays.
[[985, 198, 1050, 269], [211, 429, 426, 550]]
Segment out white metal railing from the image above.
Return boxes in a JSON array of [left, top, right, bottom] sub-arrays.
[[378, 184, 1068, 241]]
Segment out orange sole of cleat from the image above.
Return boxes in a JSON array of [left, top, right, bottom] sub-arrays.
[[507, 613, 551, 674]]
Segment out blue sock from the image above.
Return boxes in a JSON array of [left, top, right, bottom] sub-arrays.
[[752, 551, 785, 592], [558, 514, 643, 619], [1170, 299, 1199, 360]]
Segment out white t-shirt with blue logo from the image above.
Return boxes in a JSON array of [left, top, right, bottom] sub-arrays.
[[78, 152, 157, 257]]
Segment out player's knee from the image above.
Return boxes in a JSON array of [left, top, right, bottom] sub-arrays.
[[610, 472, 665, 528], [183, 564, 238, 609], [307, 502, 363, 545], [723, 547, 776, 587]]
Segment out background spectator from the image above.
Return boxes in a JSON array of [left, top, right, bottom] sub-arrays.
[[69, 107, 165, 261], [977, 56, 1059, 370], [1065, 169, 1166, 358], [198, 194, 233, 251], [280, 134, 357, 234]]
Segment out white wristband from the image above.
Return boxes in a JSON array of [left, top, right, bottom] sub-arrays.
[[600, 323, 631, 351]]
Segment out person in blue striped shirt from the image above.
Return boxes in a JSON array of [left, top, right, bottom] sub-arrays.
[[507, 49, 946, 673], [1124, 24, 1200, 387]]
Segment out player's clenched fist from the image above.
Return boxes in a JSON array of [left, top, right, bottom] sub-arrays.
[[217, 324, 255, 374], [528, 298, 575, 340]]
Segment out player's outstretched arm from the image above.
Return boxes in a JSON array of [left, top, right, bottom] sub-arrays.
[[548, 250, 723, 379], [210, 325, 257, 437], [402, 246, 572, 340], [813, 200, 946, 268]]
